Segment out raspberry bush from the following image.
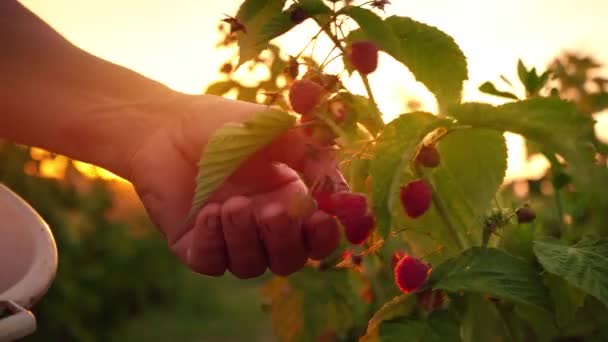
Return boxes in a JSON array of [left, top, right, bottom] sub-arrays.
[[196, 1, 608, 341]]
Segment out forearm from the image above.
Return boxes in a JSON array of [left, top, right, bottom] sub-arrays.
[[0, 1, 176, 177]]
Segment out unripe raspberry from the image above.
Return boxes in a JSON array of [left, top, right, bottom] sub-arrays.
[[417, 289, 446, 311], [516, 206, 536, 223], [348, 41, 379, 75], [400, 179, 432, 218], [394, 255, 430, 293], [289, 79, 324, 115], [341, 214, 375, 245], [416, 145, 440, 168]]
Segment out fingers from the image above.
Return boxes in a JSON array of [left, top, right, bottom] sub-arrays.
[[188, 203, 227, 276], [221, 196, 267, 279], [257, 202, 308, 276], [303, 211, 340, 260]]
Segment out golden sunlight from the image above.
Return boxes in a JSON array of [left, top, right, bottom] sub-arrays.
[[20, 0, 608, 183]]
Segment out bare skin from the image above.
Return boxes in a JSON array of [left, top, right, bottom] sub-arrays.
[[0, 1, 342, 278]]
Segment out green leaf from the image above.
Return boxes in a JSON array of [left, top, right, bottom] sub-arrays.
[[235, 0, 287, 66], [426, 247, 551, 311], [347, 16, 467, 113], [533, 237, 608, 307], [478, 81, 519, 100], [369, 112, 452, 237], [260, 0, 332, 51], [365, 294, 415, 337], [517, 59, 528, 89], [338, 92, 384, 136], [542, 273, 586, 328], [298, 0, 332, 15], [205, 80, 237, 96], [461, 295, 513, 342], [379, 310, 461, 342], [450, 98, 596, 192], [391, 129, 507, 263], [189, 110, 295, 220], [346, 7, 401, 56]]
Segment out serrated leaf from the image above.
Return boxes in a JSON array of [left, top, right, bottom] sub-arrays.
[[391, 129, 507, 264], [189, 110, 295, 220], [235, 0, 287, 66], [346, 7, 400, 56], [542, 273, 586, 328], [479, 81, 519, 100], [378, 310, 461, 342], [533, 237, 608, 307], [450, 98, 596, 192], [426, 247, 551, 311], [348, 16, 467, 113], [369, 112, 453, 237]]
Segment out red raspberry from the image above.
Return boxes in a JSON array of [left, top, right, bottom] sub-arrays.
[[417, 289, 446, 311], [394, 255, 430, 293], [416, 145, 440, 168], [332, 191, 368, 219], [400, 179, 432, 219], [289, 80, 324, 115], [312, 191, 369, 217], [312, 190, 334, 214], [341, 214, 375, 245], [348, 41, 379, 75]]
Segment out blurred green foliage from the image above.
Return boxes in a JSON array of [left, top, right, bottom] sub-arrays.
[[0, 143, 270, 341]]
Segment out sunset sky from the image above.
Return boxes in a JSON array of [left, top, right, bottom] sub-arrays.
[[19, 0, 608, 180]]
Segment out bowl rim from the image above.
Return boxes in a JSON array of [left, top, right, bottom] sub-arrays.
[[0, 183, 58, 308]]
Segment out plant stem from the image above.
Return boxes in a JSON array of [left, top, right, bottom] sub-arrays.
[[310, 14, 384, 131]]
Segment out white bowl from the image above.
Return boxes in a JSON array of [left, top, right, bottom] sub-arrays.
[[0, 183, 58, 340]]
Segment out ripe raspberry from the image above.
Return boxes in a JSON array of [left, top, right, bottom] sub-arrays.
[[331, 191, 368, 219], [289, 79, 324, 115], [516, 205, 536, 223], [400, 179, 432, 219], [417, 289, 446, 311], [341, 214, 375, 245], [312, 190, 334, 214], [394, 255, 430, 293], [416, 145, 440, 168], [348, 41, 379, 75]]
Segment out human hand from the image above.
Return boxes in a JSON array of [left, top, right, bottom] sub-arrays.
[[127, 94, 345, 278]]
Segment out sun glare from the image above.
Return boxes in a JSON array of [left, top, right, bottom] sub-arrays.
[[19, 0, 608, 184]]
